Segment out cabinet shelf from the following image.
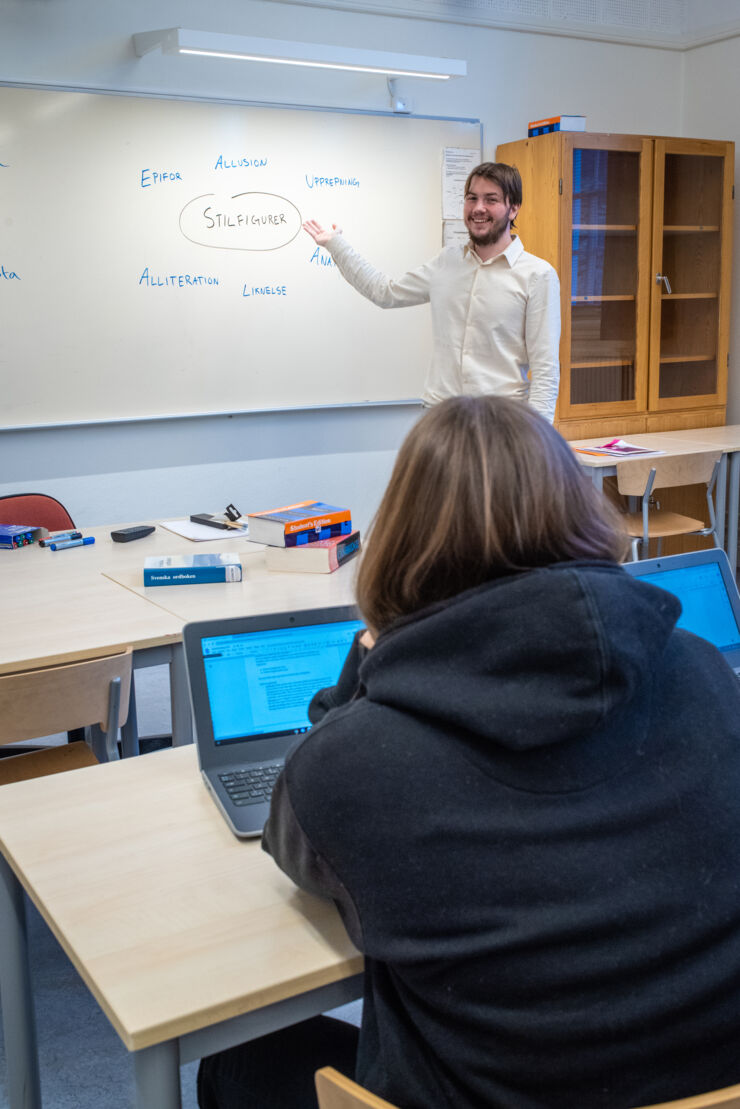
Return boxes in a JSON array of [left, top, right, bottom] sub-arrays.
[[661, 293, 718, 300], [663, 225, 719, 233], [571, 359, 634, 369], [659, 354, 715, 364], [573, 224, 637, 232], [571, 295, 636, 303]]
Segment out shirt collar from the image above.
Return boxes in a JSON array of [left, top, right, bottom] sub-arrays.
[[465, 235, 524, 267]]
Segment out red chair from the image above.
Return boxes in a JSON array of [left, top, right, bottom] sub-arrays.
[[0, 494, 80, 749], [0, 493, 75, 531]]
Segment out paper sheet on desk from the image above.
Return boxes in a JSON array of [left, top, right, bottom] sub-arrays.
[[160, 519, 266, 550]]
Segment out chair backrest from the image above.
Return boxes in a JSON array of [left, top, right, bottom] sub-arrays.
[[616, 452, 722, 497], [0, 492, 75, 531], [314, 1070, 740, 1109], [315, 1069, 399, 1109], [635, 1082, 740, 1108], [0, 648, 133, 745]]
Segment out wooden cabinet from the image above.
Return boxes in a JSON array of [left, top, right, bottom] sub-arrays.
[[496, 132, 734, 439]]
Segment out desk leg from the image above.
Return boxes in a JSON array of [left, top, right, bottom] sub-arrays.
[[715, 453, 727, 550], [170, 644, 193, 747], [728, 452, 740, 580], [590, 470, 604, 493], [0, 855, 42, 1109], [120, 672, 141, 758], [133, 1041, 181, 1109]]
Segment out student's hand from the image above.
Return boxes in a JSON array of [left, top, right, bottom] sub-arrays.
[[359, 629, 375, 649], [302, 219, 340, 246]]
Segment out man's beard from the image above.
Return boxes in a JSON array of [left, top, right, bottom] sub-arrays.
[[467, 212, 511, 247]]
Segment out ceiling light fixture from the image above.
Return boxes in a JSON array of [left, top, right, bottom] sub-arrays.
[[133, 28, 466, 81]]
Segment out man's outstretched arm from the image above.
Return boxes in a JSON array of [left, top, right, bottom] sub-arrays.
[[303, 220, 433, 309]]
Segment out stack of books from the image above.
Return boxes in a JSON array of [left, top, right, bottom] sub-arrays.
[[528, 114, 585, 137], [247, 500, 361, 574]]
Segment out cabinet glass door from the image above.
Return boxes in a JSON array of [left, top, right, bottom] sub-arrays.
[[562, 136, 651, 419], [649, 140, 732, 410]]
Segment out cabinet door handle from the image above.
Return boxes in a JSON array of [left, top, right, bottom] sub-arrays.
[[656, 272, 672, 295]]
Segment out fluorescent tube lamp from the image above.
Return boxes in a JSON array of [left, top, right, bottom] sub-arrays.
[[133, 28, 466, 80]]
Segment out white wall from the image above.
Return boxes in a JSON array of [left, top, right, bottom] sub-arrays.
[[683, 35, 740, 421], [0, 0, 683, 139], [0, 0, 711, 528]]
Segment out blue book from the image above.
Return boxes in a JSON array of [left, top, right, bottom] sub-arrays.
[[144, 553, 242, 586]]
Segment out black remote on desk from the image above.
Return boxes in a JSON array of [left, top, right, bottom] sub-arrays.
[[110, 526, 156, 543]]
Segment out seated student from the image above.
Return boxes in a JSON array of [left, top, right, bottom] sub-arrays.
[[198, 396, 740, 1109]]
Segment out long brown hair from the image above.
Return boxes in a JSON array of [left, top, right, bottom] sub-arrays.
[[356, 396, 627, 633]]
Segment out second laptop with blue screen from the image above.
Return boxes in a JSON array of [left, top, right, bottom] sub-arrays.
[[183, 606, 364, 838], [624, 547, 740, 677]]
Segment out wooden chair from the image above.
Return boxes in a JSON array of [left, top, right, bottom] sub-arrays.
[[636, 1083, 740, 1108], [314, 1069, 740, 1109], [315, 1068, 399, 1109], [0, 492, 76, 531], [616, 451, 722, 561], [0, 648, 132, 785]]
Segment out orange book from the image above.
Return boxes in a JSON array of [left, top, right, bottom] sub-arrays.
[[528, 114, 585, 136], [247, 500, 352, 547]]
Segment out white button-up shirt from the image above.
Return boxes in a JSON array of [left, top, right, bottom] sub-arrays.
[[326, 234, 561, 421]]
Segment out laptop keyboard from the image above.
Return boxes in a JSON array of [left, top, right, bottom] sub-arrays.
[[218, 762, 283, 807]]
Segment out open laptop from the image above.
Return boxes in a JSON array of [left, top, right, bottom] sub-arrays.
[[183, 605, 364, 838], [623, 548, 740, 679]]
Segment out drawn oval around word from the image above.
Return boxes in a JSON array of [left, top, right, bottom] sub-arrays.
[[179, 192, 302, 252]]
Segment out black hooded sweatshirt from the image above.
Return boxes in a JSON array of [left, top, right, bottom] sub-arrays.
[[263, 561, 740, 1109]]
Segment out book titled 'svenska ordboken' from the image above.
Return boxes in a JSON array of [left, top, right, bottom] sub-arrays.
[[143, 553, 243, 586], [247, 500, 352, 547]]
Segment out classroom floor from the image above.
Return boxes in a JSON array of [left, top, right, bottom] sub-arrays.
[[0, 666, 360, 1108]]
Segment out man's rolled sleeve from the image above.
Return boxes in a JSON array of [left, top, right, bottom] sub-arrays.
[[525, 266, 561, 422]]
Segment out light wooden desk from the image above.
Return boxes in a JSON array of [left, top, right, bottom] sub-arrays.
[[570, 429, 739, 573], [0, 562, 182, 675], [0, 521, 358, 748], [104, 547, 356, 623], [637, 426, 740, 575], [0, 745, 363, 1109]]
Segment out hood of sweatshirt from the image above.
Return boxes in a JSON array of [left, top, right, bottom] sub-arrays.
[[357, 562, 681, 787]]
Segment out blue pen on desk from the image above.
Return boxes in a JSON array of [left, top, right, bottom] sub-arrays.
[[39, 530, 82, 547], [49, 537, 95, 551]]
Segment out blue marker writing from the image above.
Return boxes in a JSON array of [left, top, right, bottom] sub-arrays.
[[49, 537, 95, 551], [141, 169, 182, 188]]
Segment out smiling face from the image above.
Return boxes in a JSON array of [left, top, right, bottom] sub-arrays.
[[463, 175, 520, 250]]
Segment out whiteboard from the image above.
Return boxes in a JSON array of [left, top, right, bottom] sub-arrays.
[[0, 87, 480, 427]]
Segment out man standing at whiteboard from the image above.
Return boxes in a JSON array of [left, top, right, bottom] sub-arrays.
[[303, 162, 561, 421]]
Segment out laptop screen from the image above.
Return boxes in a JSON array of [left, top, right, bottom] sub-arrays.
[[201, 617, 364, 746], [635, 561, 740, 656]]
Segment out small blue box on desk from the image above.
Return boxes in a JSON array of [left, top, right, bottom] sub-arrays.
[[0, 524, 43, 549]]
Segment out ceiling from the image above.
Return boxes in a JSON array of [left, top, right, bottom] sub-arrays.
[[279, 0, 740, 50]]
